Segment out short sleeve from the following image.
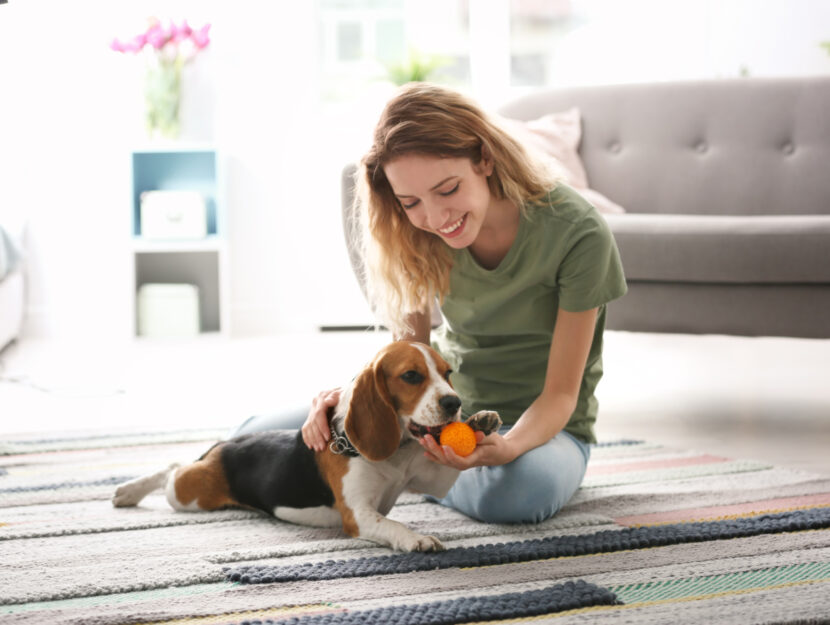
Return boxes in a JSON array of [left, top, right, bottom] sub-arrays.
[[557, 210, 627, 312]]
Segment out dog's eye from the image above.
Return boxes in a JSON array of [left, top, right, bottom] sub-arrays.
[[443, 369, 453, 381], [400, 370, 425, 385]]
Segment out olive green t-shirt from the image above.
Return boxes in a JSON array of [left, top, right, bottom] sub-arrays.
[[431, 184, 627, 443]]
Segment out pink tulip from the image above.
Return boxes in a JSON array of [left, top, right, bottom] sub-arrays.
[[110, 19, 210, 58], [146, 25, 168, 50], [175, 20, 193, 42], [117, 34, 146, 53], [191, 23, 211, 50]]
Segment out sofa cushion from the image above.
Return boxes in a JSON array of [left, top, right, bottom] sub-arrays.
[[604, 214, 830, 283]]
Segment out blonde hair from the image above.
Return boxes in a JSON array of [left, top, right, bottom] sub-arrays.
[[353, 82, 556, 336]]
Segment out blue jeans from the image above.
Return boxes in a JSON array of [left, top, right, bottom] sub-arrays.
[[433, 428, 590, 523], [229, 413, 590, 524], [230, 407, 309, 439]]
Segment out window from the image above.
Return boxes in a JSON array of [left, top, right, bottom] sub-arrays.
[[510, 0, 576, 87], [318, 0, 470, 103], [336, 21, 363, 61]]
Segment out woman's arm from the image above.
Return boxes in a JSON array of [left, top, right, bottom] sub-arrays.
[[396, 309, 432, 344], [500, 307, 598, 460], [420, 307, 598, 468]]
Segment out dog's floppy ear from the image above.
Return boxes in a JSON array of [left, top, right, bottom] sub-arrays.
[[344, 361, 401, 461]]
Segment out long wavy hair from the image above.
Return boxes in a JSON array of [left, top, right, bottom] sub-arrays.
[[353, 82, 556, 336]]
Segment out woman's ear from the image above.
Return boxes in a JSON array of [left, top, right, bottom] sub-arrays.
[[477, 143, 495, 177], [344, 363, 401, 461]]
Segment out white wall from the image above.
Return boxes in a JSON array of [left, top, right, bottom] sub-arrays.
[[549, 0, 830, 87], [0, 1, 332, 338], [1, 0, 828, 340], [0, 2, 141, 339]]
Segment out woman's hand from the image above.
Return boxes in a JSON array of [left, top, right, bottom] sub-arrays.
[[301, 388, 341, 452], [419, 429, 518, 469]]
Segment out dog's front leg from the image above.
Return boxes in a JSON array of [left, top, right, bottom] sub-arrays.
[[343, 503, 444, 552], [338, 464, 443, 552]]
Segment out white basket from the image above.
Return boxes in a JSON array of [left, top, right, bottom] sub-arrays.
[[137, 283, 200, 337], [140, 190, 207, 239]]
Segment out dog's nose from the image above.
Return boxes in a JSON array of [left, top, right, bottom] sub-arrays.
[[439, 395, 462, 416]]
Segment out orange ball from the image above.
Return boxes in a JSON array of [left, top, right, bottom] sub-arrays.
[[439, 422, 477, 457]]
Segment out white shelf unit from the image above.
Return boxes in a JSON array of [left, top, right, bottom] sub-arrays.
[[130, 147, 228, 336]]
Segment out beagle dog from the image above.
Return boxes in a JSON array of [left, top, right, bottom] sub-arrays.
[[112, 341, 501, 552]]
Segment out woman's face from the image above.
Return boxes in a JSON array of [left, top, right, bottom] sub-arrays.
[[383, 153, 494, 249]]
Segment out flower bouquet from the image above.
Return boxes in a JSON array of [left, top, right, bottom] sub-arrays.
[[111, 18, 211, 139]]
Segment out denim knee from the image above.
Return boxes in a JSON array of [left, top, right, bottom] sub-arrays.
[[472, 457, 572, 524], [441, 431, 590, 524]]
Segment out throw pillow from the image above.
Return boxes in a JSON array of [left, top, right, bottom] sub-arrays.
[[500, 108, 626, 215]]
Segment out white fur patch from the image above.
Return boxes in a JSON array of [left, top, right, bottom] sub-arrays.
[[409, 343, 459, 426], [274, 505, 341, 527]]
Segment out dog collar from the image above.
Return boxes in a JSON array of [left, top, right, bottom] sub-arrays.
[[329, 424, 360, 457]]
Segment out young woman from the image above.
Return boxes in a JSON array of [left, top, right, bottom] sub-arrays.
[[236, 83, 626, 524]]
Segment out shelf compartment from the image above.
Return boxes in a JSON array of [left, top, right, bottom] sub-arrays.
[[131, 150, 218, 237], [134, 250, 221, 333]]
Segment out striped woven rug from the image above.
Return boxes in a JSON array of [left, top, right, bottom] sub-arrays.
[[2, 429, 829, 624]]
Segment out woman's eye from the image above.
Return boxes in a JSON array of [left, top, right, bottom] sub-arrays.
[[400, 198, 419, 210], [439, 183, 460, 197], [400, 370, 425, 385]]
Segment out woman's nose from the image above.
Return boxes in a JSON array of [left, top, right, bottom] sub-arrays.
[[424, 202, 449, 230]]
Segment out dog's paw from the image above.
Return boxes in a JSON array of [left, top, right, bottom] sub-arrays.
[[112, 483, 143, 508], [395, 532, 445, 553], [466, 410, 502, 436]]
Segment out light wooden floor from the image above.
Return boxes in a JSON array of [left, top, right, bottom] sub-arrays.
[[1, 330, 828, 475]]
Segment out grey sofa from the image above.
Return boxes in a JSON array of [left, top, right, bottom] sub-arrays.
[[342, 77, 830, 339]]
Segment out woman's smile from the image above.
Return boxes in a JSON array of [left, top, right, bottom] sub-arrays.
[[438, 214, 468, 237]]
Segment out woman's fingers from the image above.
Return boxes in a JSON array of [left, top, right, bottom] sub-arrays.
[[301, 388, 342, 451], [420, 434, 472, 469], [419, 429, 499, 469]]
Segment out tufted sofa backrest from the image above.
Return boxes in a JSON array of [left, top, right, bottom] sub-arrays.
[[497, 77, 830, 216]]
